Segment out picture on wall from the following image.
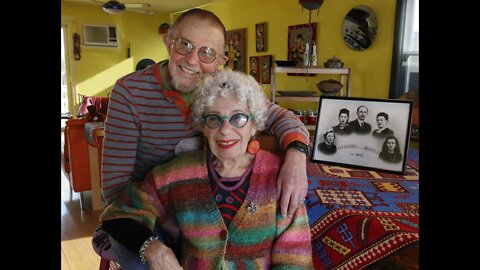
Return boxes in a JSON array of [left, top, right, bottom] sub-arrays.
[[259, 55, 272, 84], [225, 28, 246, 73], [287, 23, 317, 67], [249, 56, 260, 82], [311, 96, 413, 174], [255, 22, 267, 52]]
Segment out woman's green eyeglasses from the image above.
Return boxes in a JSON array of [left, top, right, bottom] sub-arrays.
[[202, 113, 253, 129]]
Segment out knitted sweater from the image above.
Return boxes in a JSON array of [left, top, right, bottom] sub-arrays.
[[102, 60, 310, 203], [101, 149, 313, 269]]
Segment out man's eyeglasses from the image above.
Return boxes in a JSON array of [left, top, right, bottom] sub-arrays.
[[202, 113, 253, 129], [171, 38, 224, 64]]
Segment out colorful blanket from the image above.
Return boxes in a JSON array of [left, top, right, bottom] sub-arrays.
[[306, 149, 419, 269]]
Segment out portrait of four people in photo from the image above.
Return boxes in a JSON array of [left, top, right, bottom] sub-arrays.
[[318, 105, 403, 163]]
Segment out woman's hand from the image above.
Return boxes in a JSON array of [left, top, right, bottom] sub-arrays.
[[144, 240, 183, 270], [277, 148, 308, 218]]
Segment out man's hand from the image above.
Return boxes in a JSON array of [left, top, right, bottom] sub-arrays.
[[277, 148, 308, 218]]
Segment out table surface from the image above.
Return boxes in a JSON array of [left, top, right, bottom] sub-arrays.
[[305, 149, 419, 269]]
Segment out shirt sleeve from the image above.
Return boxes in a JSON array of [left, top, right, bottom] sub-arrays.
[[263, 101, 310, 150], [102, 218, 155, 255], [102, 82, 141, 204], [100, 172, 163, 253]]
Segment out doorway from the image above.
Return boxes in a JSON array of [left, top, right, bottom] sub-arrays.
[[389, 0, 419, 99], [61, 25, 73, 130]]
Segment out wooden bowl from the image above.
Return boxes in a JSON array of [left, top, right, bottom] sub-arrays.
[[316, 79, 343, 94]]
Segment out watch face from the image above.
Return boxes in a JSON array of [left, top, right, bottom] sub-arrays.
[[296, 141, 307, 148], [294, 141, 307, 149]]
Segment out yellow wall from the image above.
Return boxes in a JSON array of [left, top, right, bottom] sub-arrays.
[[62, 0, 396, 112], [202, 0, 396, 110], [61, 4, 171, 98]]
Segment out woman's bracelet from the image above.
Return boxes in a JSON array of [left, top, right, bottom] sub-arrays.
[[139, 236, 158, 264]]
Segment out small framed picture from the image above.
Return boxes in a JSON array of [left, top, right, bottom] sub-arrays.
[[255, 22, 267, 52], [288, 23, 317, 66], [225, 28, 247, 73], [249, 56, 260, 82], [287, 22, 317, 76], [259, 55, 272, 84], [311, 96, 414, 174]]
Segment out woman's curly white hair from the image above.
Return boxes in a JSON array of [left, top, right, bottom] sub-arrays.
[[191, 69, 268, 131]]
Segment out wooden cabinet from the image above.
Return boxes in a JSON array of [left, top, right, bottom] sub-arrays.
[[270, 66, 351, 130]]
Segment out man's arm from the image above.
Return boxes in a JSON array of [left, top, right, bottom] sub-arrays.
[[263, 102, 310, 149], [263, 102, 310, 217], [102, 82, 141, 204]]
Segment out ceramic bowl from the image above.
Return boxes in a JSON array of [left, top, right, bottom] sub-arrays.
[[323, 56, 344, 68]]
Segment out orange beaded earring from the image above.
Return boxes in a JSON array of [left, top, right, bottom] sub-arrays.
[[247, 135, 260, 154]]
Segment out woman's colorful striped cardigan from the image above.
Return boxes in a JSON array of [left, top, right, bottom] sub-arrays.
[[101, 149, 313, 269]]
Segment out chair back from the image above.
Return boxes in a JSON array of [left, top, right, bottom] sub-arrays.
[[64, 118, 92, 192]]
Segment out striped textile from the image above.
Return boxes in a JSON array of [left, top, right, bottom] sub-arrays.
[[101, 149, 314, 269], [102, 60, 309, 203]]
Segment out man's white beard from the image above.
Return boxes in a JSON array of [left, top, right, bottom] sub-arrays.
[[171, 75, 196, 93]]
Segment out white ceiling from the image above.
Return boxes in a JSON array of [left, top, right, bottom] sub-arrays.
[[62, 0, 223, 15]]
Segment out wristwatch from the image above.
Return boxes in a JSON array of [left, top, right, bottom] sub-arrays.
[[286, 141, 309, 156]]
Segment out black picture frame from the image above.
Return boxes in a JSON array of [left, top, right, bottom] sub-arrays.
[[311, 96, 413, 174]]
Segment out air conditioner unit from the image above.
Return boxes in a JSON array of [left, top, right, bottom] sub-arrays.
[[83, 24, 118, 47]]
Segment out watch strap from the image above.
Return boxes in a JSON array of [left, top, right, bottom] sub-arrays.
[[286, 140, 309, 156]]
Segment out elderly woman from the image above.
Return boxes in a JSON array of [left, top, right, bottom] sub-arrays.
[[100, 70, 313, 270]]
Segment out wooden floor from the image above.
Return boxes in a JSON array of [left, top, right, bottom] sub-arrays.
[[61, 132, 104, 270]]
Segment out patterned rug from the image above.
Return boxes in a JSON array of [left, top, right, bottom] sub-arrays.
[[306, 149, 419, 269]]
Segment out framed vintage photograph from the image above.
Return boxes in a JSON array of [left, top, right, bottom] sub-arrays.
[[255, 22, 267, 52], [288, 23, 317, 67], [225, 28, 247, 73], [249, 56, 260, 82], [311, 96, 414, 174], [259, 55, 272, 84]]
